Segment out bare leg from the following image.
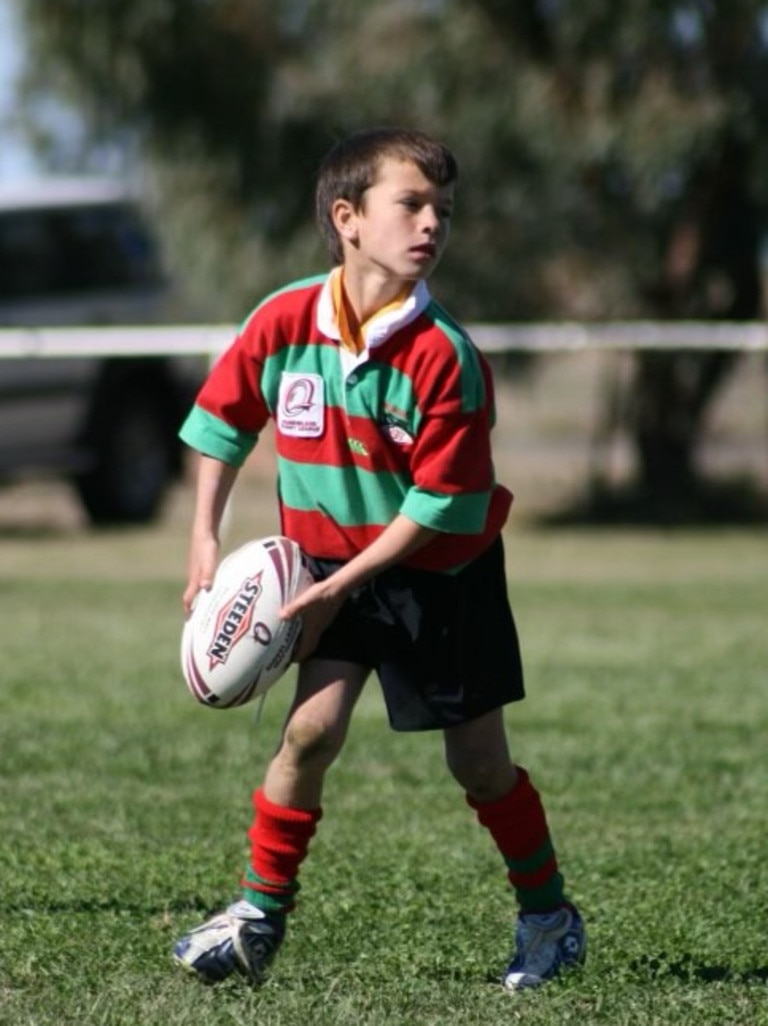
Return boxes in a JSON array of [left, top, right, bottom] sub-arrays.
[[443, 707, 518, 802], [263, 658, 369, 808]]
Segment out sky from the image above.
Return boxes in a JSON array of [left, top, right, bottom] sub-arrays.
[[0, 1, 130, 182], [0, 0, 42, 180]]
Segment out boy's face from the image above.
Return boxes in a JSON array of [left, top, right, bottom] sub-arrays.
[[334, 157, 454, 282]]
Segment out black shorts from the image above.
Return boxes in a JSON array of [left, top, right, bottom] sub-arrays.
[[305, 536, 524, 732]]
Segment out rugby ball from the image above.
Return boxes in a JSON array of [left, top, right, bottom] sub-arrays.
[[181, 535, 313, 709]]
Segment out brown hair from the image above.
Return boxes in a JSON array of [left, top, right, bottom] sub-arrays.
[[315, 127, 458, 264]]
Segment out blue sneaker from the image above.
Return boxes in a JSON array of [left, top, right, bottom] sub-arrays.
[[173, 900, 285, 985], [503, 903, 586, 991]]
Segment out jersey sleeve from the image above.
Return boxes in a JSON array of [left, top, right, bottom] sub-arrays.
[[179, 327, 271, 467], [399, 342, 497, 534]]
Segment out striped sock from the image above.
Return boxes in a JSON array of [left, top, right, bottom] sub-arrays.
[[467, 766, 566, 913], [240, 788, 322, 917]]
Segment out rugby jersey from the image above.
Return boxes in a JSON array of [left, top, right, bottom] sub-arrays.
[[179, 271, 512, 573]]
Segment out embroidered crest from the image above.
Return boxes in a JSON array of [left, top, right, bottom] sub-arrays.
[[379, 412, 413, 446], [277, 373, 324, 437]]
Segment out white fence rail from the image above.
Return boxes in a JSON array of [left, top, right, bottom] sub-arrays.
[[1, 321, 768, 358]]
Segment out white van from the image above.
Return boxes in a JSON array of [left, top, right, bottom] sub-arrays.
[[0, 178, 205, 524]]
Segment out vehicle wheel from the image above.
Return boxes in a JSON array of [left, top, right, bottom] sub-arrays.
[[74, 391, 177, 525]]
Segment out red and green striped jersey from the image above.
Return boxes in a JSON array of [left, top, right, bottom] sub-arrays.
[[179, 272, 513, 573]]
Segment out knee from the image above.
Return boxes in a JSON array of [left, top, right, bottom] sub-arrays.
[[446, 747, 518, 803], [281, 714, 345, 770]]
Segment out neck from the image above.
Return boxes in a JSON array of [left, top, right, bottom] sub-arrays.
[[341, 266, 414, 323]]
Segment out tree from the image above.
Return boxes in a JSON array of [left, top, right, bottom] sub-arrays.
[[14, 0, 768, 514], [468, 0, 767, 513], [631, 133, 762, 504]]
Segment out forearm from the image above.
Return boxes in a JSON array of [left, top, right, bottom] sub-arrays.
[[325, 514, 437, 597], [190, 454, 240, 541], [183, 454, 240, 611], [279, 513, 438, 656]]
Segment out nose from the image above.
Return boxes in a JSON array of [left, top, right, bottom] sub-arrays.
[[421, 206, 441, 235]]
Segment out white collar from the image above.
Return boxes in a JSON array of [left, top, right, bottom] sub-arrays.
[[316, 269, 432, 351]]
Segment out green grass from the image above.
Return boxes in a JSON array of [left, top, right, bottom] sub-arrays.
[[1, 524, 767, 1025]]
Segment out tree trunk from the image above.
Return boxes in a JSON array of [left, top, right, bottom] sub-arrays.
[[630, 350, 739, 502]]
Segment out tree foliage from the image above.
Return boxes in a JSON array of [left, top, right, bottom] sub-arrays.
[[15, 0, 768, 313], [14, 0, 768, 511]]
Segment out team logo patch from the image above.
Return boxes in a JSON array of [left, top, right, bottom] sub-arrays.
[[379, 414, 413, 446], [207, 573, 263, 669], [278, 373, 324, 437]]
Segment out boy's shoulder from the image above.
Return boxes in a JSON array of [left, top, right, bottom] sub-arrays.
[[409, 299, 491, 410], [417, 297, 486, 375], [422, 298, 473, 349], [239, 273, 329, 332]]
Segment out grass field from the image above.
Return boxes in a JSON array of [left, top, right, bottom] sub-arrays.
[[1, 481, 767, 1025]]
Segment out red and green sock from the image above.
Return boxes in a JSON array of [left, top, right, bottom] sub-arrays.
[[241, 770, 563, 920], [241, 788, 322, 918], [467, 766, 566, 913]]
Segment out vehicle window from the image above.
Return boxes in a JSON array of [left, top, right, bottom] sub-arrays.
[[0, 212, 55, 298], [0, 202, 162, 299]]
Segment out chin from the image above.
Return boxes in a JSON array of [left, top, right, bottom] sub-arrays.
[[403, 263, 432, 280]]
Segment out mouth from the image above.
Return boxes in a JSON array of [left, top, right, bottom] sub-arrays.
[[410, 244, 437, 261]]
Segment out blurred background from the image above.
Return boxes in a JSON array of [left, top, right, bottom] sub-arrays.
[[0, 0, 767, 530]]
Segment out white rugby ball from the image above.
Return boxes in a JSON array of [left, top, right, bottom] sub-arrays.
[[181, 535, 313, 709]]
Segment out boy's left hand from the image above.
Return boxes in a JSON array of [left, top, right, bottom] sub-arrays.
[[280, 579, 346, 663], [279, 515, 433, 663]]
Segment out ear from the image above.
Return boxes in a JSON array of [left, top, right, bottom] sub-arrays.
[[331, 198, 359, 243]]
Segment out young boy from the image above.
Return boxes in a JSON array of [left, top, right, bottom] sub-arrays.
[[173, 127, 586, 992]]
